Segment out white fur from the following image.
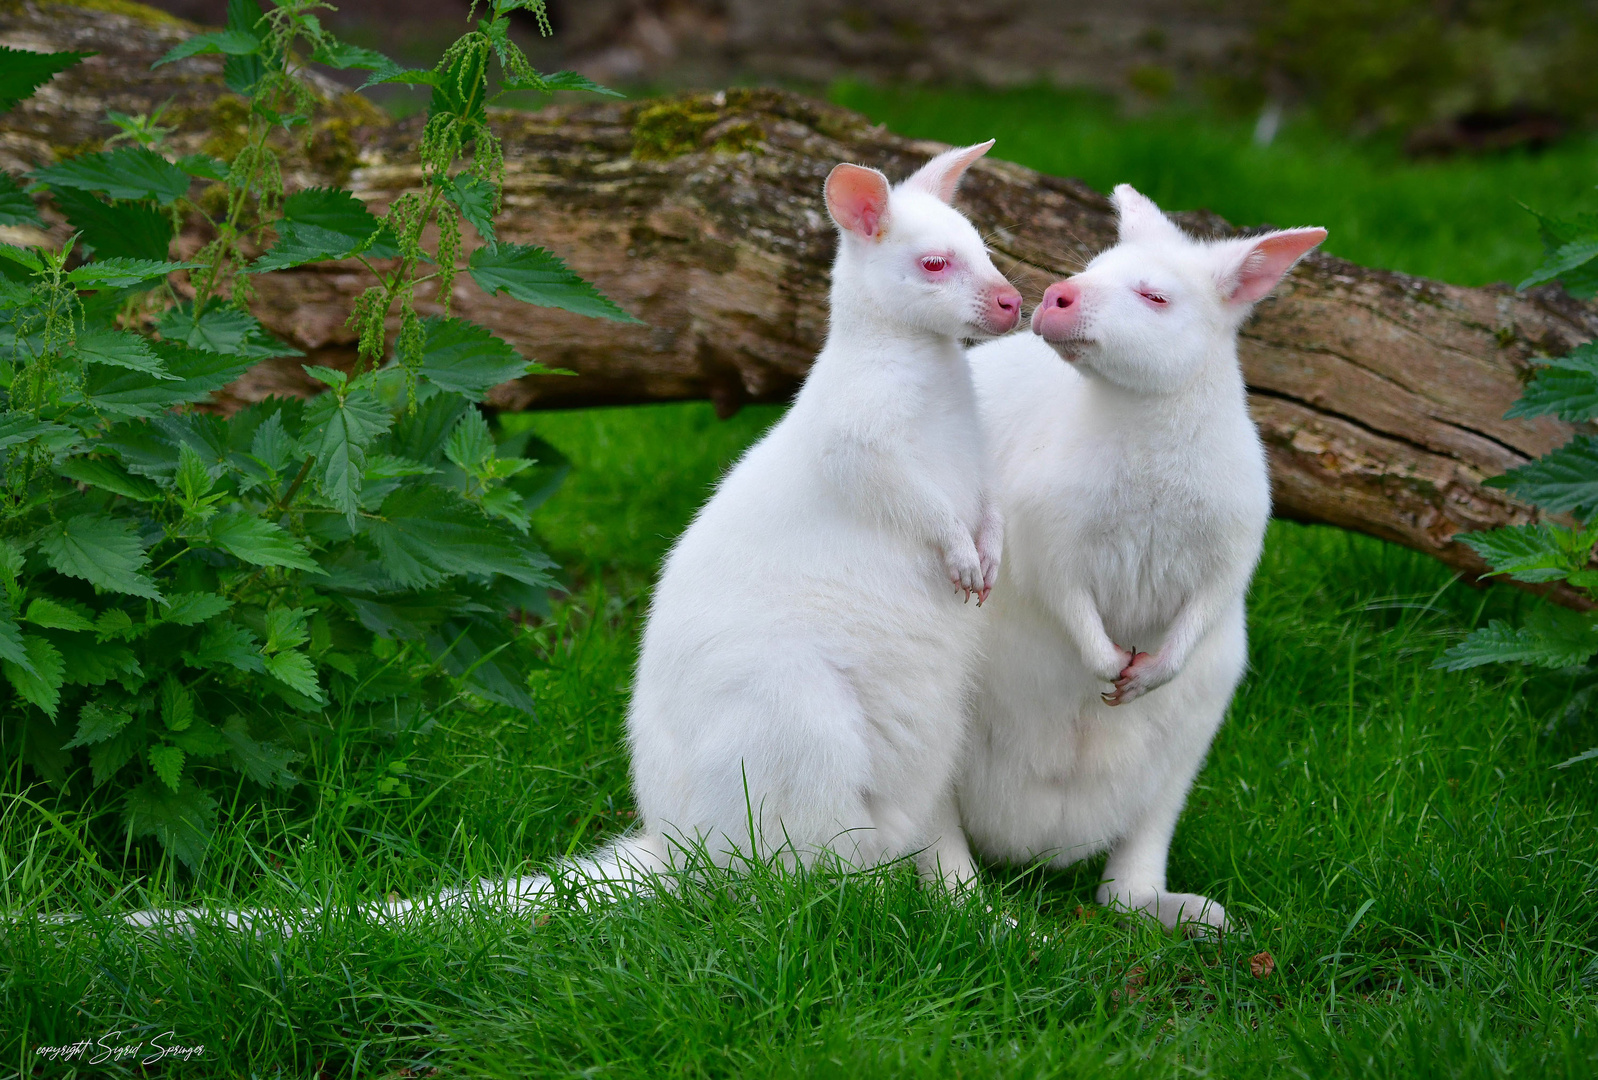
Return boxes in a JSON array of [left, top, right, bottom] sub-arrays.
[[956, 186, 1325, 931], [109, 144, 1021, 933]]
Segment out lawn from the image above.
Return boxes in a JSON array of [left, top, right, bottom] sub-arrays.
[[4, 88, 1598, 1077]]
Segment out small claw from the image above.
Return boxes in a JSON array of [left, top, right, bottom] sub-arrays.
[[1101, 691, 1119, 706]]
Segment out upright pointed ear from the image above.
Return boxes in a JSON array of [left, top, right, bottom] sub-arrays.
[[903, 139, 995, 203], [1218, 227, 1328, 305], [825, 163, 892, 240], [1112, 184, 1183, 244]]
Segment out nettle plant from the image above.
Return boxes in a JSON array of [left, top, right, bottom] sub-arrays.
[[0, 0, 633, 865], [1437, 193, 1598, 768]]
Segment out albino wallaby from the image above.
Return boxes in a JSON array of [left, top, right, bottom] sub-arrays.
[[957, 185, 1325, 931], [114, 143, 1020, 932]]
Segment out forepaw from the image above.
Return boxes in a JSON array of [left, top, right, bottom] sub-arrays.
[[975, 512, 1002, 605], [1099, 887, 1229, 935], [944, 540, 984, 603], [1102, 651, 1162, 706]]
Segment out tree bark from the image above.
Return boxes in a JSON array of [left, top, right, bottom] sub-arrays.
[[5, 1, 1598, 597]]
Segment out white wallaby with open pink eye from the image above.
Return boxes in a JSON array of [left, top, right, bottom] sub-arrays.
[[959, 184, 1326, 932], [112, 142, 1020, 934]]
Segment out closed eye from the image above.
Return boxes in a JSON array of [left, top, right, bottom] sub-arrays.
[[920, 255, 949, 273], [1138, 289, 1169, 306]]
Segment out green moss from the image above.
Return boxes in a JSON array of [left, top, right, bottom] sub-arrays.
[[49, 0, 189, 27], [308, 116, 362, 187], [631, 96, 765, 161], [198, 96, 253, 163]]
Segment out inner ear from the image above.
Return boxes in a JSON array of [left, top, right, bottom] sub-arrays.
[[1222, 228, 1328, 305], [903, 140, 995, 204], [825, 163, 892, 239]]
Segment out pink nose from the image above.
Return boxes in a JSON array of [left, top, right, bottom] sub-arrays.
[[1031, 278, 1082, 340], [989, 285, 1022, 332]]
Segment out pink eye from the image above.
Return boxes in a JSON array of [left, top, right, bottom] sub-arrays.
[[1139, 290, 1169, 306], [921, 256, 949, 273]]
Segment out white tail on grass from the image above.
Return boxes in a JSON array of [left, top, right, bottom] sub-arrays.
[[109, 143, 1022, 933], [958, 186, 1326, 933]]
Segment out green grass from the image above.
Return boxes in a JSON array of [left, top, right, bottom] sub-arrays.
[[5, 91, 1598, 1076], [830, 82, 1598, 287]]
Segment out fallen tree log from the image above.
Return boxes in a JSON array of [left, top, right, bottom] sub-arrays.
[[4, 1, 1598, 597]]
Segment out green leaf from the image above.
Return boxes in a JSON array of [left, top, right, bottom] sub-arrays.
[[65, 257, 195, 289], [1519, 238, 1598, 292], [158, 591, 232, 626], [263, 606, 311, 654], [299, 387, 393, 525], [50, 188, 173, 262], [468, 243, 640, 322], [176, 153, 228, 181], [23, 597, 97, 632], [175, 442, 216, 506], [310, 40, 399, 73], [221, 0, 268, 95], [1458, 524, 1584, 584], [264, 649, 322, 701], [207, 512, 322, 571], [445, 406, 495, 471], [1505, 343, 1598, 422], [156, 303, 300, 360], [161, 676, 194, 732], [356, 65, 437, 91], [1556, 746, 1598, 769], [3, 634, 64, 717], [70, 327, 172, 376], [0, 172, 43, 228], [170, 722, 230, 757], [222, 716, 298, 787], [94, 608, 135, 641], [124, 778, 217, 868], [0, 413, 74, 451], [90, 730, 139, 785], [428, 43, 489, 125], [429, 618, 534, 713], [1489, 436, 1598, 519], [63, 700, 131, 749], [419, 316, 532, 400], [57, 456, 162, 501], [0, 47, 92, 113], [249, 187, 389, 272], [0, 242, 43, 272], [35, 513, 160, 600], [153, 29, 262, 68], [1434, 607, 1598, 671], [53, 632, 139, 687], [440, 173, 496, 242], [181, 621, 265, 673], [500, 70, 624, 98], [366, 484, 558, 589], [84, 340, 253, 418], [0, 607, 30, 670], [386, 393, 467, 465], [32, 149, 192, 205], [147, 744, 186, 791], [303, 364, 347, 389]]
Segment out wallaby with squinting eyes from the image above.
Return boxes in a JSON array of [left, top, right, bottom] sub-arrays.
[[957, 186, 1325, 931], [113, 143, 1019, 933]]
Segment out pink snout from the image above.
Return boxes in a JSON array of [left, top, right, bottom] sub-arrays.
[[1031, 278, 1083, 341], [981, 283, 1022, 334]]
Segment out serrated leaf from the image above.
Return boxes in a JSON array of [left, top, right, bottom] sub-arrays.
[[84, 340, 253, 418], [366, 484, 558, 589], [207, 512, 322, 571], [1506, 344, 1598, 422], [1434, 607, 1598, 671], [1458, 524, 1582, 583], [0, 608, 30, 670], [0, 171, 43, 228], [158, 591, 232, 626], [50, 187, 173, 262], [249, 187, 389, 272], [428, 617, 535, 713], [4, 633, 64, 716], [263, 606, 311, 654], [52, 632, 140, 687], [264, 648, 322, 701], [65, 257, 196, 289], [0, 412, 73, 451], [418, 316, 532, 399], [153, 29, 262, 69], [386, 393, 467, 465], [63, 700, 131, 748], [1490, 435, 1598, 519], [32, 148, 191, 206], [445, 407, 495, 471], [124, 778, 216, 868], [222, 716, 299, 787], [36, 513, 160, 600], [1519, 238, 1598, 292], [147, 744, 186, 791], [0, 46, 92, 113], [23, 597, 96, 632], [502, 70, 624, 98], [310, 39, 398, 73], [303, 364, 347, 389], [299, 387, 393, 525], [182, 621, 264, 673], [94, 608, 135, 641], [1556, 746, 1598, 769], [468, 243, 640, 322], [171, 722, 229, 757], [440, 173, 496, 242], [176, 153, 228, 180], [161, 676, 194, 732], [90, 729, 140, 785], [57, 455, 162, 501], [70, 327, 172, 376], [156, 303, 300, 360], [0, 242, 43, 272]]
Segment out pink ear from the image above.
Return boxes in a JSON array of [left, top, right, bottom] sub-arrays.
[[904, 139, 995, 203], [1222, 228, 1328, 304], [825, 163, 892, 239]]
